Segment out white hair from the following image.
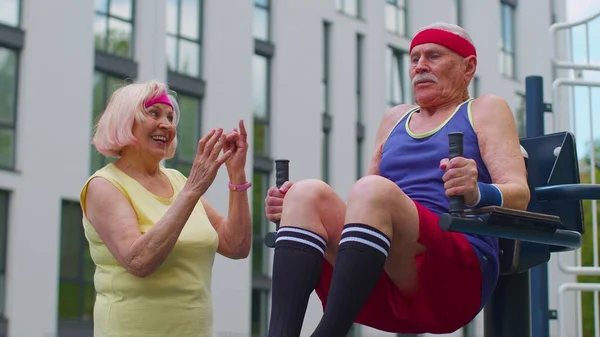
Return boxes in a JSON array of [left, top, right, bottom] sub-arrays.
[[415, 22, 475, 46]]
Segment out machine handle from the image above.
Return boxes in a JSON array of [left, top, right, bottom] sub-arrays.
[[448, 132, 465, 215]]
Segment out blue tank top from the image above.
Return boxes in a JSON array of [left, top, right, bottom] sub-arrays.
[[379, 99, 499, 310]]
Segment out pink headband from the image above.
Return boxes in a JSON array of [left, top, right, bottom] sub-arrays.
[[410, 28, 477, 58], [144, 91, 173, 109]]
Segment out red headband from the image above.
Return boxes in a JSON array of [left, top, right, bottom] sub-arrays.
[[144, 91, 173, 109], [410, 28, 476, 58]]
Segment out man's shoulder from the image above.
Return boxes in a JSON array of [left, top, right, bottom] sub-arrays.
[[470, 94, 513, 122], [471, 94, 510, 111], [383, 104, 418, 122]]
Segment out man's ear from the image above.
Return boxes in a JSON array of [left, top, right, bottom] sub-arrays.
[[464, 55, 477, 80]]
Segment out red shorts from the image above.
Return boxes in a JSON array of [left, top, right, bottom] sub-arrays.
[[314, 200, 484, 334]]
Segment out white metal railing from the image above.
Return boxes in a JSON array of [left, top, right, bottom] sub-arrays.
[[549, 9, 600, 337]]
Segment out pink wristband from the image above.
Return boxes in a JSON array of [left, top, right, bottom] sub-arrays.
[[229, 181, 252, 192]]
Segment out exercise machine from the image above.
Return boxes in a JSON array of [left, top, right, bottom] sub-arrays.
[[263, 76, 600, 337]]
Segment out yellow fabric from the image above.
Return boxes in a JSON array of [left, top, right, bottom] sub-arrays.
[[79, 163, 219, 337]]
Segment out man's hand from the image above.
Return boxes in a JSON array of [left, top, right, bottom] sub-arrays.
[[440, 156, 479, 206]]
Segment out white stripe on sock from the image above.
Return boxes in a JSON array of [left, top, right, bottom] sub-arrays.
[[276, 237, 326, 255], [278, 227, 327, 247], [341, 226, 391, 248], [338, 237, 389, 257]]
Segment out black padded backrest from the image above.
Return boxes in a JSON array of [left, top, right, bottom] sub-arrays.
[[520, 132, 584, 234]]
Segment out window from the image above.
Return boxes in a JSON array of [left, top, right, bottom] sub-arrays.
[[335, 0, 361, 18], [166, 0, 203, 78], [165, 0, 205, 177], [322, 21, 332, 183], [57, 200, 95, 324], [92, 0, 137, 173], [0, 48, 18, 170], [386, 47, 411, 108], [251, 3, 275, 334], [91, 72, 126, 172], [499, 1, 516, 78], [0, 0, 19, 27], [356, 33, 364, 180], [165, 94, 202, 176], [94, 0, 135, 59], [0, 190, 9, 321], [254, 0, 270, 41], [385, 0, 407, 36], [0, 0, 23, 172]]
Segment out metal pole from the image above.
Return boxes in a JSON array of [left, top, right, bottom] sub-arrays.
[[485, 271, 532, 337], [526, 75, 550, 337]]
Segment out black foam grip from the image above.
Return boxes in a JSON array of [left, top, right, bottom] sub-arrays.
[[448, 132, 465, 214], [275, 159, 290, 189]]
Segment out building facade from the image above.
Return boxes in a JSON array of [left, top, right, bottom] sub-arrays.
[[0, 0, 571, 336]]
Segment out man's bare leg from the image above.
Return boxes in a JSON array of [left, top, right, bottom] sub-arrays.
[[311, 175, 426, 337], [267, 179, 346, 337]]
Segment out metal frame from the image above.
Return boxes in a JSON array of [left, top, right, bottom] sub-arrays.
[[548, 10, 600, 337]]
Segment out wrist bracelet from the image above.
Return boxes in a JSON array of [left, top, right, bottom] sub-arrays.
[[229, 181, 252, 192]]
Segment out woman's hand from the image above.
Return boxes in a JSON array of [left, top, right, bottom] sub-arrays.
[[223, 120, 249, 182], [185, 128, 233, 196]]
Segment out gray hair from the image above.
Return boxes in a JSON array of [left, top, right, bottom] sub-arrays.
[[415, 22, 475, 46]]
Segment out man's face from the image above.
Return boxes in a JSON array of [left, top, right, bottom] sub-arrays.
[[409, 43, 474, 106]]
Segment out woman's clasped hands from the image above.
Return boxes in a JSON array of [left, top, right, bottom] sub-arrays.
[[184, 120, 249, 197]]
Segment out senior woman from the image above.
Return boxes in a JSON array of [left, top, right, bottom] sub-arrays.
[[79, 79, 251, 337]]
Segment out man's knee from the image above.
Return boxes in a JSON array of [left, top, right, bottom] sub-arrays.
[[348, 175, 400, 207], [284, 179, 333, 207]]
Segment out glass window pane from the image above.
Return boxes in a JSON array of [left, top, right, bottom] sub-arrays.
[[60, 201, 83, 279], [253, 7, 269, 41], [166, 0, 178, 35], [83, 283, 95, 321], [385, 4, 396, 32], [110, 0, 133, 20], [176, 95, 200, 161], [94, 14, 108, 52], [0, 0, 19, 26], [178, 39, 200, 77], [0, 48, 17, 125], [397, 8, 406, 35], [58, 282, 81, 319], [95, 0, 108, 13], [391, 54, 402, 104], [0, 274, 5, 317], [335, 0, 343, 10], [0, 191, 7, 274], [252, 55, 268, 119], [254, 0, 268, 6], [345, 0, 358, 16], [0, 128, 14, 168], [166, 35, 178, 72], [180, 0, 200, 40], [107, 18, 133, 58], [253, 120, 268, 157]]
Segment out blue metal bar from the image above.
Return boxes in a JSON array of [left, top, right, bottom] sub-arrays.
[[535, 184, 600, 200], [526, 75, 550, 337]]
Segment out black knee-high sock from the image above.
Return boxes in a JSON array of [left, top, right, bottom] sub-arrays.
[[311, 223, 391, 337], [267, 226, 327, 337]]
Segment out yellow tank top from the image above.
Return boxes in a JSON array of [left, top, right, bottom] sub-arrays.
[[79, 163, 219, 337]]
